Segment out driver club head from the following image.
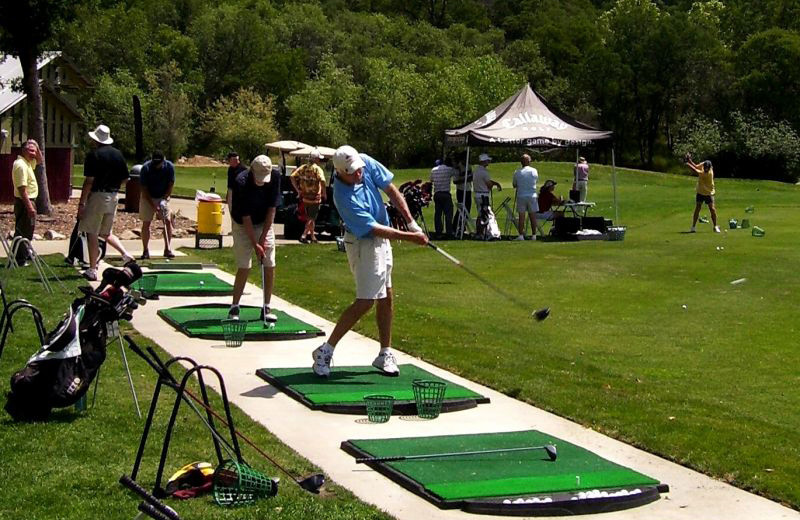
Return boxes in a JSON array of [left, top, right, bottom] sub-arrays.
[[299, 473, 325, 494], [544, 444, 558, 461], [532, 307, 551, 322]]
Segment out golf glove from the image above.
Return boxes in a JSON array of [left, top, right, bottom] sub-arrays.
[[407, 220, 423, 233]]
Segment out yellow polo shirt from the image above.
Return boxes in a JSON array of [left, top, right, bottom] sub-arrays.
[[696, 167, 715, 196], [12, 155, 38, 199]]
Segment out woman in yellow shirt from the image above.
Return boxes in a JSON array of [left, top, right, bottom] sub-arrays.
[[686, 153, 719, 233]]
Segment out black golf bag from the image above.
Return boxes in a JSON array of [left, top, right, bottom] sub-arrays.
[[4, 263, 142, 421], [387, 180, 431, 231], [65, 220, 107, 267]]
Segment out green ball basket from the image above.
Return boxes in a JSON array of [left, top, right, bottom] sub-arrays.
[[213, 459, 276, 507], [221, 319, 247, 348], [364, 394, 394, 423], [412, 380, 447, 419]]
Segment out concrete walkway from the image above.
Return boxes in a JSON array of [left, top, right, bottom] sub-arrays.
[[126, 265, 799, 520]]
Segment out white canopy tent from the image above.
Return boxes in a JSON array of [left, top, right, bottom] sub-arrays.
[[444, 84, 618, 235]]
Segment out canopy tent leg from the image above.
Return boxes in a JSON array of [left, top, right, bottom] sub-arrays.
[[457, 147, 471, 240], [612, 147, 619, 225]]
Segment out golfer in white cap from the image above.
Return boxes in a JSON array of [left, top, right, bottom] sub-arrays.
[[227, 155, 281, 324], [312, 145, 428, 377]]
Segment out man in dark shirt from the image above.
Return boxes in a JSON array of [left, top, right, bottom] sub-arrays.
[[225, 151, 246, 210], [139, 151, 176, 259], [228, 155, 281, 324], [77, 124, 134, 280]]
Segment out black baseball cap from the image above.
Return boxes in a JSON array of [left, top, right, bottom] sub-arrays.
[[226, 151, 239, 159], [151, 150, 165, 163]]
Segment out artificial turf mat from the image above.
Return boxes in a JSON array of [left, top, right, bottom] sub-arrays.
[[133, 271, 233, 296], [341, 430, 667, 515], [158, 303, 324, 340], [255, 364, 489, 414]]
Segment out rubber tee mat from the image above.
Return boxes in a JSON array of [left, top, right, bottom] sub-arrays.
[[255, 364, 489, 414], [341, 430, 668, 516], [133, 271, 233, 296], [158, 303, 324, 341]]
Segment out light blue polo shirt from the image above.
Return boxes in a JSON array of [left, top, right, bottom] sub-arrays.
[[333, 153, 393, 238]]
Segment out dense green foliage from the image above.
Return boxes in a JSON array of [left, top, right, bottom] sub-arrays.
[[6, 0, 800, 180]]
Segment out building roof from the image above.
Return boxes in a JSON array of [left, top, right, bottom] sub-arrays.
[[0, 51, 61, 114]]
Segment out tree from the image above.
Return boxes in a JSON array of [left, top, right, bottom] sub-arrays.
[[200, 88, 279, 163], [144, 62, 195, 161], [0, 0, 76, 214]]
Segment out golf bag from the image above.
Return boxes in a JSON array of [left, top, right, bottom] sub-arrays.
[[475, 203, 501, 241], [65, 220, 107, 267], [4, 263, 142, 421], [387, 180, 432, 231]]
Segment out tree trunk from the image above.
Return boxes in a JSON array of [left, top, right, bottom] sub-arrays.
[[20, 49, 52, 215]]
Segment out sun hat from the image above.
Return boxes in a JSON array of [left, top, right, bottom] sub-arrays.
[[543, 179, 557, 189], [309, 147, 323, 160], [88, 124, 113, 145], [478, 153, 492, 163], [579, 156, 587, 163], [332, 145, 366, 175], [250, 155, 273, 183]]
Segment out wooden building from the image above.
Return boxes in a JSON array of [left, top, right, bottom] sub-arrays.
[[0, 52, 89, 204]]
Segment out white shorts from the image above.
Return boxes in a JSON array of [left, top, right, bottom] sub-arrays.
[[517, 195, 539, 214], [231, 222, 276, 269], [139, 197, 170, 222], [344, 232, 393, 300], [79, 191, 118, 236], [536, 210, 555, 221]]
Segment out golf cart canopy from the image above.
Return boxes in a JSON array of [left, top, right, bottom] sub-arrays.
[[444, 84, 612, 148]]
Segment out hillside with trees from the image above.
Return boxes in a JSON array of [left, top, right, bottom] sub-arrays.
[[24, 0, 800, 181]]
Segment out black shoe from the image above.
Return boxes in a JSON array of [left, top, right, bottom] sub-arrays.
[[140, 250, 150, 260], [228, 305, 240, 320], [163, 250, 175, 258]]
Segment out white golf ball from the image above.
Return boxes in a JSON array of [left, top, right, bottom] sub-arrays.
[[200, 281, 205, 285], [682, 304, 687, 309]]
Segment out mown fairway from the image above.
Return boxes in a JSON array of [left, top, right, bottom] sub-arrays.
[[198, 161, 800, 508]]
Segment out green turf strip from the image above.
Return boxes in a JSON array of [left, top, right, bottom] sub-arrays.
[[159, 304, 323, 337], [133, 271, 232, 294], [260, 365, 484, 405], [348, 430, 660, 500]]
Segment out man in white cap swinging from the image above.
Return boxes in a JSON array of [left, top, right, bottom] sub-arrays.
[[227, 155, 281, 325], [311, 145, 428, 378], [77, 124, 134, 280]]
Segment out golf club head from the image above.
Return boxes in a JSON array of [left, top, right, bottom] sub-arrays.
[[299, 473, 325, 494], [545, 444, 557, 461], [532, 307, 551, 321]]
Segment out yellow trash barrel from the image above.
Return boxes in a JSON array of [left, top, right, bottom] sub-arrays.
[[197, 200, 223, 235]]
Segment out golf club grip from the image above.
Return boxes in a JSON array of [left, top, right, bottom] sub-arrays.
[[138, 502, 173, 520], [355, 455, 405, 464], [119, 475, 181, 520]]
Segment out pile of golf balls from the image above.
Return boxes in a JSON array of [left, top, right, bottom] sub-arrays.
[[503, 497, 553, 505], [570, 488, 641, 501]]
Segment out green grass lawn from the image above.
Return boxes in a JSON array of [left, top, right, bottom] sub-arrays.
[[73, 164, 227, 199], [188, 161, 800, 510], [0, 258, 391, 520]]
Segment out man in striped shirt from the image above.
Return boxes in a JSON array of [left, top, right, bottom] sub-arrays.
[[429, 159, 456, 238]]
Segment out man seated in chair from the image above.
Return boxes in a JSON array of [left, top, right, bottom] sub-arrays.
[[535, 179, 565, 235]]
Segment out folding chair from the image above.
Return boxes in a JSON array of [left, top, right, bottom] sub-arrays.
[[497, 197, 520, 237]]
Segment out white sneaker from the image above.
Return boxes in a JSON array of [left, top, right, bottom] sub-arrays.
[[122, 254, 135, 264], [515, 235, 525, 241], [312, 343, 333, 377], [261, 305, 277, 324], [530, 235, 537, 241], [713, 226, 721, 233], [372, 350, 399, 376], [689, 227, 696, 233], [82, 268, 98, 281]]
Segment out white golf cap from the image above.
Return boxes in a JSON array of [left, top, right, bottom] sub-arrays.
[[333, 145, 366, 175], [88, 124, 113, 145], [309, 147, 323, 159], [478, 153, 492, 162], [250, 155, 273, 183]]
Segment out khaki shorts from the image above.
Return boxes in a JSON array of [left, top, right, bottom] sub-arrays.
[[140, 197, 169, 222], [517, 195, 539, 214], [231, 222, 276, 269], [78, 191, 118, 236], [344, 232, 393, 300]]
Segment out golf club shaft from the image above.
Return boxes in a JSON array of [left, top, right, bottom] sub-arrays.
[[356, 445, 553, 464], [427, 242, 528, 308]]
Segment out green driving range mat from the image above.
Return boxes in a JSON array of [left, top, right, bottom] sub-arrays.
[[133, 271, 233, 296], [255, 364, 489, 414], [341, 430, 667, 516], [158, 303, 324, 341]]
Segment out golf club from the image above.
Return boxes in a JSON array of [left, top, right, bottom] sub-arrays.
[[160, 202, 172, 259], [427, 242, 550, 321], [355, 444, 557, 464], [119, 474, 181, 520], [124, 337, 325, 494]]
